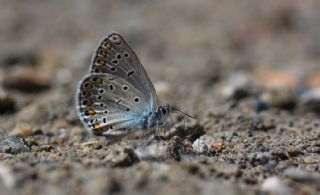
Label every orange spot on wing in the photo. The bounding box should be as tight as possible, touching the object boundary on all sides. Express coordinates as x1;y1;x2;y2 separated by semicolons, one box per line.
95;77;103;84
86;108;96;117
93;123;100;129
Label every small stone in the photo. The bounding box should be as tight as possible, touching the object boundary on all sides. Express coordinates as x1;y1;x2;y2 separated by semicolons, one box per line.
3;68;51;93
249;97;269;112
105;147;139;167
260;88;296;110
220;71;255;100
55;68;72;86
211;141;224;151
287;146;303;157
0;136;30;154
0;90;15;115
303;156;317;164
261;177;293;195
192;135;214;154
254;69;297;89
9;122;33;137
301;88;320;112
0;46;39;67
135;142;168;160
284;167;320;184
0;163;16;188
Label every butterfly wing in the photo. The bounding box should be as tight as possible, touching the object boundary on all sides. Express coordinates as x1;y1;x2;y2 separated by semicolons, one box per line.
76;73;152;137
90;32;158;111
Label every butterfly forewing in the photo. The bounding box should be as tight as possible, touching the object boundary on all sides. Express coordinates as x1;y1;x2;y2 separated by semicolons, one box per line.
76;73;151;136
89;33;158;111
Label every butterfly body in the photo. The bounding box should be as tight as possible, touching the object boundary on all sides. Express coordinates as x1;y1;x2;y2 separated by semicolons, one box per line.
76;32;171;140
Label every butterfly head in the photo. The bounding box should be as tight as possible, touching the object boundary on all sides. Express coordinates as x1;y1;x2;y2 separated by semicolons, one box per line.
158;105;171;124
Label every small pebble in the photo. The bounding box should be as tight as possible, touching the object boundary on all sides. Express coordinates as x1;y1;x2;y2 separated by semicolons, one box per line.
0;90;15;115
284;167;320;184
3;68;51;93
0;47;39;67
192;135;214;154
0;163;16;188
0;136;30;154
9;122;33;137
301;88;320;112
135;142;168;160
221;71;255;100
105;147;139;167
260;88;296;110
261;177;293;195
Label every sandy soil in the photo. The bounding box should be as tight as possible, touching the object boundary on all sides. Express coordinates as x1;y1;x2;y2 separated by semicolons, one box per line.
0;1;319;195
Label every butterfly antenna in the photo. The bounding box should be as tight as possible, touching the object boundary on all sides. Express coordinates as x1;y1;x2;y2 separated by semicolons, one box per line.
171;107;197;119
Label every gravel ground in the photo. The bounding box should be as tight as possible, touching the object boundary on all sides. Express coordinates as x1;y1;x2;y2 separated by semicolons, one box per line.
0;1;320;195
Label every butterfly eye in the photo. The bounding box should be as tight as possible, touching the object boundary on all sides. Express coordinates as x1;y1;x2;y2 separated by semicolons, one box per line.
161;108;166;115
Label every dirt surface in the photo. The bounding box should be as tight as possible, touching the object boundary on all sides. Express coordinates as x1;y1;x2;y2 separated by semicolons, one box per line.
0;1;320;195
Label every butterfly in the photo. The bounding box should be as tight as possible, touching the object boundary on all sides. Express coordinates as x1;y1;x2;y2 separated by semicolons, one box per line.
76;32;172;143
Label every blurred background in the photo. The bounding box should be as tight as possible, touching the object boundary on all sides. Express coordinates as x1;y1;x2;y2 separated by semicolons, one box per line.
1;0;320;114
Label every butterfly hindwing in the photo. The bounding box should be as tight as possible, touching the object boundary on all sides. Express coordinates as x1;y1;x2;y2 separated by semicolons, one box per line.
76;73;152;136
89;32;158;111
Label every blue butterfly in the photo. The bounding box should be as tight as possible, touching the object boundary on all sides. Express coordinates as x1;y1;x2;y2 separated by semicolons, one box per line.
76;32;172;143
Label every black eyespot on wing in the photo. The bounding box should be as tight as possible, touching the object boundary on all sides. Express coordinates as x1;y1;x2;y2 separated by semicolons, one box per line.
126;108;130;111
110;125;113;130
97;95;102;100
127;70;134;77
99;89;105;94
100;103;105;107
116;54;122;59
108;84;114;91
104;110;108;114
124;53;129;58
112;60;118;64
110;66;116;71
122;85;128;91
103;118;107;123
134;97;140;103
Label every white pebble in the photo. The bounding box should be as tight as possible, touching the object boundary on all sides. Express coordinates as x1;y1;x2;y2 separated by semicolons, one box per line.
261;177;293;195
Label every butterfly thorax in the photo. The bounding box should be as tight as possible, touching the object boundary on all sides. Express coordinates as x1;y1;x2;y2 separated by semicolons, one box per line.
145;105;171;129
